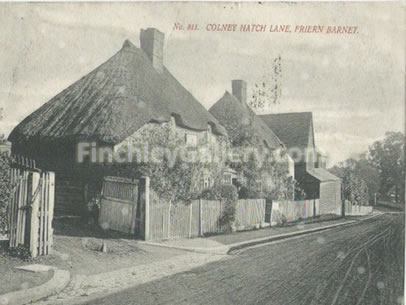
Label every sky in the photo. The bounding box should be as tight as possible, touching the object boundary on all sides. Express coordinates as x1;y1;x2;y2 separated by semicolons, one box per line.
0;2;404;166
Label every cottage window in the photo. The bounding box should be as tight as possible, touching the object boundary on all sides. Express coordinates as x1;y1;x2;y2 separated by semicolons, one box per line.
185;133;197;146
201;177;211;189
223;174;232;185
206;125;212;144
257;180;263;192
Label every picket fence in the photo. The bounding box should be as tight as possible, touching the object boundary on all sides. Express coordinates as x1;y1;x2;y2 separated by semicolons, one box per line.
7;158;55;257
98;176;266;241
148;190;266;240
271;199;319;225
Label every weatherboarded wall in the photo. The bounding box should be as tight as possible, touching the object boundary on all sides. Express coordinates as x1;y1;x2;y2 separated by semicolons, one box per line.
319;181;341;215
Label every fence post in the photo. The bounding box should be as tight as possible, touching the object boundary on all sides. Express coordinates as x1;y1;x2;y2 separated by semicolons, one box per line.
341;199;345;217
167;199;172;239
199;198;203;236
30;172;40;258
188;203;193;238
144;177;150;241
313;199;316;217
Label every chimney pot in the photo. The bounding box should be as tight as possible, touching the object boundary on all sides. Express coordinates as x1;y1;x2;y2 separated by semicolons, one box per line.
232;80;247;104
140;28;164;73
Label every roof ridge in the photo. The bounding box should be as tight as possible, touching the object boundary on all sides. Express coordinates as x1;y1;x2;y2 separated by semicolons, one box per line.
260;111;313;116
210;90;284;149
122;39;136;49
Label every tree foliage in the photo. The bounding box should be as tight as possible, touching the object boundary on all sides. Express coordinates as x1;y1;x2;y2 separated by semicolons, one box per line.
248;56;282;110
114;123;225;204
356;155;380;202
223;111;302;201
367;131;405;203
0;108;4;144
329;158;372;205
0;107;10;228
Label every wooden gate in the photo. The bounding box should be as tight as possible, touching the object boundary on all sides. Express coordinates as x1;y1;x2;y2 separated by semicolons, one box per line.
99;176;139;234
8;157;55;257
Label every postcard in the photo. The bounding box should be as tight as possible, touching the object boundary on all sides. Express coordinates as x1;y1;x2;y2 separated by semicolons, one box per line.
0;2;404;305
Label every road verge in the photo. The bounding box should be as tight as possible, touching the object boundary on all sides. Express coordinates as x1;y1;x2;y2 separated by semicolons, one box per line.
142;213;382;255
0;267;70;305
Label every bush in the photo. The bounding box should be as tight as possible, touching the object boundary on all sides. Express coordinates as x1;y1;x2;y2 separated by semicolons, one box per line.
219;199;237;231
200;187;220;200
218;185;238;231
218;184;238;202
238;186;261;199
199;184;238;232
200;184;238;201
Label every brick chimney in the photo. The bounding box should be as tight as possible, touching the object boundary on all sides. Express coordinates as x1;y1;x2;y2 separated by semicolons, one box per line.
232;80;247;104
140;28;164;73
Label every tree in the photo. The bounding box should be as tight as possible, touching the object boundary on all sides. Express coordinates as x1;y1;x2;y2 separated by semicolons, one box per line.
248;56;282;110
225;58;304;200
0;108;5;143
0;107;10;229
368;131;405;203
356;155;380;203
329;158;370;205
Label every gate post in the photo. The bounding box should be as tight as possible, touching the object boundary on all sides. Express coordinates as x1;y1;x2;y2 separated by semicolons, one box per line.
29;172;41;258
144;177;150;241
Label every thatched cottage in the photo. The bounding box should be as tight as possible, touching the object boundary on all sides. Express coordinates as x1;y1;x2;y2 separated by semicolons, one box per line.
9;28;226;215
209;80;295;193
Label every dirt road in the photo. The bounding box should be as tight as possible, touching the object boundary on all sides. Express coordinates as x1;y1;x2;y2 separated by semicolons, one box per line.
88;213;404;305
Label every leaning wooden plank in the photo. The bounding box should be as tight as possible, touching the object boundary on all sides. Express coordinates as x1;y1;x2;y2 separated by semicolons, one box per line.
45;173;51;254
130;184;138;235
16;175;24;246
8;179;14;247
39;174;45;256
47;172;55;252
43;173;50;254
12;178;19;247
8;180;16;248
20;171;28;245
14;177;21;246
30;172;40;258
19;172;27;245
43;173;48;255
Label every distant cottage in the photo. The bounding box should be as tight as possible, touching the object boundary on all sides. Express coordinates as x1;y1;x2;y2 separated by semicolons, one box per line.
209;80;295;193
260;112;342;214
9;28;226;215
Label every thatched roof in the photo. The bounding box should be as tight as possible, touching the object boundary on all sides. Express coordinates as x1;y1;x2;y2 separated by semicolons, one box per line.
259;112;314;148
209;92;284;150
9;40;226;146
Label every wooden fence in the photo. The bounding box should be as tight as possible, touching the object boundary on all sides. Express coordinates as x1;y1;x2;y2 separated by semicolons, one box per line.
148;190;266;240
344;201;373;216
99;176;139;234
271;199;319;225
7;158;55;257
235;199;266;228
97;176;268;241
